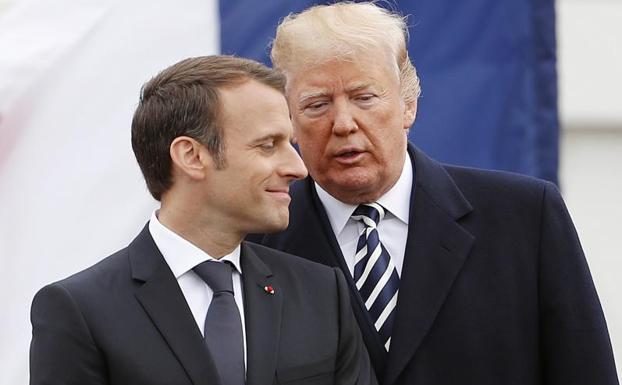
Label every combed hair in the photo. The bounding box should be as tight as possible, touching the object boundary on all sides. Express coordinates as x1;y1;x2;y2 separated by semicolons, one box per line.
131;55;286;200
271;1;421;104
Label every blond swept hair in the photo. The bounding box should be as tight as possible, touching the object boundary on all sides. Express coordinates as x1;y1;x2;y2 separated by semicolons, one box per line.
271;1;421;104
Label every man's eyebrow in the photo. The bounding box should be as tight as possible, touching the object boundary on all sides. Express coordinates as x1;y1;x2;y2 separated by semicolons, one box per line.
297;91;330;105
345;82;375;93
248;133;288;145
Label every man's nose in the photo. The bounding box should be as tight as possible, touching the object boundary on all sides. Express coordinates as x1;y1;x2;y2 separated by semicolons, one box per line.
281;143;308;181
332;100;358;136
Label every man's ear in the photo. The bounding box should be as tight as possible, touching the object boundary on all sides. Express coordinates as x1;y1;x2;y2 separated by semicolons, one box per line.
169;136;211;180
403;99;417;130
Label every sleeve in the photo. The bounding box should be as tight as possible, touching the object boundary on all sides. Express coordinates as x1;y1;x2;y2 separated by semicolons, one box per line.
30;283;109;385
538;182;619;384
333;268;379;385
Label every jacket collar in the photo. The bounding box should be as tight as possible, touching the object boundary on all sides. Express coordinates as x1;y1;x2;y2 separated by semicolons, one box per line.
382;144;474;385
239;242;283;385
129;224;221;385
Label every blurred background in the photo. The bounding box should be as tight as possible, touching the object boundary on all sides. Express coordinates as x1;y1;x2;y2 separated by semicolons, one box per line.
0;0;620;383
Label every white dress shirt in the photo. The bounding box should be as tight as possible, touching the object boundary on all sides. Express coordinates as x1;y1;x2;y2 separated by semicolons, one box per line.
315;155;413;277
148;211;247;367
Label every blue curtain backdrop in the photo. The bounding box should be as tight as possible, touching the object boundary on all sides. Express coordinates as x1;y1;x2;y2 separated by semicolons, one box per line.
220;0;559;184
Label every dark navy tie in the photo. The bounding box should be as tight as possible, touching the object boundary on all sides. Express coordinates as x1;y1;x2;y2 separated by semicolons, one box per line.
352;203;400;351
193;261;245;385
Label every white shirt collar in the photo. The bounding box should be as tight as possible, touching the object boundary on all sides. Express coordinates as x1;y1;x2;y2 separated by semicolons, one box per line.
148;210;242;278
315;154;412;236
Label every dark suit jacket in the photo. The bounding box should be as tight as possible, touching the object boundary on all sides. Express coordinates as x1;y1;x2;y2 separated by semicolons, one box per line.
252;144;619;385
30;225;376;385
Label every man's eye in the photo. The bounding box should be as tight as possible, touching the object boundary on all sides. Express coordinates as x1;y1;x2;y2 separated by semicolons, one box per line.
356;94;376;102
259;141;276;151
307;101;328;110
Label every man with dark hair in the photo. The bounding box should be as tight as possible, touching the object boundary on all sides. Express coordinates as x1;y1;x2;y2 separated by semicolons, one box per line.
252;3;619;385
30;55;376;385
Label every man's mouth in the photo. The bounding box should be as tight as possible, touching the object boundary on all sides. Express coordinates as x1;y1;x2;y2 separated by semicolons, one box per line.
266;188;291;201
334;148;365;163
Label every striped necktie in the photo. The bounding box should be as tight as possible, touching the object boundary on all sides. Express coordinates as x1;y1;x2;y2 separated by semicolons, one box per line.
352;203;400;351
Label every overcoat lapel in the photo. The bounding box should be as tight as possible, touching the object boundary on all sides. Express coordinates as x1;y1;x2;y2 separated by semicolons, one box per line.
382;146;475;385
241;243;283;385
282;178;389;376
129;225;220;385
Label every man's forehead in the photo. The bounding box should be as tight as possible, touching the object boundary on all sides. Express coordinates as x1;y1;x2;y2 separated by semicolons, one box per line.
286;59;398;96
286;45;397;75
217;80;291;139
295;81;379;98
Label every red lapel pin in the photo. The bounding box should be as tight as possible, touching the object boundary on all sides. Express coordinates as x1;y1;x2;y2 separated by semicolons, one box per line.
263;285;275;295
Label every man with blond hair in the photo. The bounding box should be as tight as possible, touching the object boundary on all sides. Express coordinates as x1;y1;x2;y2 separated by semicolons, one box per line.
30;55;376;385
252;3;618;384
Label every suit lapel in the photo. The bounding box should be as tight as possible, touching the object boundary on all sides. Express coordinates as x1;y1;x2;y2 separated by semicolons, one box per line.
382;146;475;385
129;225;220;385
240;243;283;385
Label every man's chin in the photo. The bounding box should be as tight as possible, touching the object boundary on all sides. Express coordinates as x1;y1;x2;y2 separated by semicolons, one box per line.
253;215;290;234
318;176;383;204
320;168;377;190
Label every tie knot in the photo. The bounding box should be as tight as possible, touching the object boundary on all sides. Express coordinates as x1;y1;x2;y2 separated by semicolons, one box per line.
193;261;234;294
352;203;386;228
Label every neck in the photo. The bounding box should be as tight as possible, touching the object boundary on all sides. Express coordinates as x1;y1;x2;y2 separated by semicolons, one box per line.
158;199;243;259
